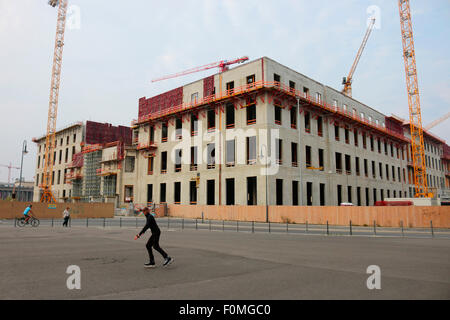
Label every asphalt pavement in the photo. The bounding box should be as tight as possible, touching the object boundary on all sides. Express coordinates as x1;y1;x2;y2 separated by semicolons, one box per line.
0;221;449;299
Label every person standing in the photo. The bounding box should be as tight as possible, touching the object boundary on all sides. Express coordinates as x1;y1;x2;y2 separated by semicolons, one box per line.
128;201;135;216
62;207;70;227
134;207;173;268
151;202;156;215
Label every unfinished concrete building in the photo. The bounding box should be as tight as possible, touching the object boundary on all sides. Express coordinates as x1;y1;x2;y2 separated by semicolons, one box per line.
33;121;132;204
33;57;449;207
401;122;449;200
33;122;84;202
442;144;450;204
127;57;449;207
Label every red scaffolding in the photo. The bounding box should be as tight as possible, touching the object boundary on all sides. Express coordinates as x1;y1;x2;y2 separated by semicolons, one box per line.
133;81;409;143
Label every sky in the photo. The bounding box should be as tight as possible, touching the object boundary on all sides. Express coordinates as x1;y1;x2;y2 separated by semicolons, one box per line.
0;0;449;183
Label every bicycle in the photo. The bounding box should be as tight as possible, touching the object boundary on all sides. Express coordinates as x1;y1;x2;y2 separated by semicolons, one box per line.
16;215;40;227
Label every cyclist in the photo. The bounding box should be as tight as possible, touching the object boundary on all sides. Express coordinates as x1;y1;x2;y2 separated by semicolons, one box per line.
23;204;33;224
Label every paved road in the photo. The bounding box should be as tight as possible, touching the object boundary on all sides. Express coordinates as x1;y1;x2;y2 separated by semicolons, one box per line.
0;224;449;299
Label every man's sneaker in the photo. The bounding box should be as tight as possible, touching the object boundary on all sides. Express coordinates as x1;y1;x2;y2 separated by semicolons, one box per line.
144;262;156;268
163;257;173;267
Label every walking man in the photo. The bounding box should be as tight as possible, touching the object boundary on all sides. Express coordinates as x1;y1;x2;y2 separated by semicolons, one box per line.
134;207;173;268
62;207;70;227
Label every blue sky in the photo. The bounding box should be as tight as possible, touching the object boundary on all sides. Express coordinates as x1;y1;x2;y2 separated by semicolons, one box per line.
0;0;449;183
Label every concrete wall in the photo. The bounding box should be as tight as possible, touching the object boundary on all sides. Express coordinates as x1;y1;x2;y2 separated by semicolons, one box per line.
264;57;409;206
33;124;84;202
264;56;387;126
167;204;450;228
0;200;114;219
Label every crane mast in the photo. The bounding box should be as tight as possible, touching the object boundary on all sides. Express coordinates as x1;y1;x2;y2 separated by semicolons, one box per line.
398;0;430;198
342;17;376;97
41;0;68;203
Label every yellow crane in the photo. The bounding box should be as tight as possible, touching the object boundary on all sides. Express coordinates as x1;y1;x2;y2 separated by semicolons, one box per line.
398;0;431;198
342;17;376;97
424;112;450;131
40;0;69;202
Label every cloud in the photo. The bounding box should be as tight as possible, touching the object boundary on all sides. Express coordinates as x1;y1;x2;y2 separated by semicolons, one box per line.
222;0;241;27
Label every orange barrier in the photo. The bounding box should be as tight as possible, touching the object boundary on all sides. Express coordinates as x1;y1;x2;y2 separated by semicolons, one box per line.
0;200;114;219
167;204;450;228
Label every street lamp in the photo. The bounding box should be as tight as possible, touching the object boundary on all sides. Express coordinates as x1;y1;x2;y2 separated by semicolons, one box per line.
18;140;28;201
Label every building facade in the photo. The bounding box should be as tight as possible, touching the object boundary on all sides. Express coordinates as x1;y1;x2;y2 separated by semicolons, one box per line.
394;118;449;200
32;122;84;202
33;121;131;204
128;57;438;206
0;181;34;202
33;58;449;207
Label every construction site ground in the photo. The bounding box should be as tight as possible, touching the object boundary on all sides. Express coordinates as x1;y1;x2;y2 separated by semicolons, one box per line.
0;218;449;299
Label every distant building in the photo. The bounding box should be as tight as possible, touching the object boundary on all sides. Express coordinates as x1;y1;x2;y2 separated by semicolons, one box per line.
440;144;450;204
32;121;131;204
398;120;448;199
0;180;34;202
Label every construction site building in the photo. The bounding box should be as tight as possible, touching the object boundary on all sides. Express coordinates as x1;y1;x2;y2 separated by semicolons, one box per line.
401;123;449;200
31;57;450;207
442;144;450;204
33;121;132;205
127;57;449;207
33;122;84;202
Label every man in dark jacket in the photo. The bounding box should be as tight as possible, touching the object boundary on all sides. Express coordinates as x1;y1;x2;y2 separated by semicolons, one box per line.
135;207;173;268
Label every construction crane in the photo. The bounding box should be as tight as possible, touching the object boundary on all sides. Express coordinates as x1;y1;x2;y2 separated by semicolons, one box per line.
424;112;450;131
151;56;249;83
342;17;376;97
398;0;431;198
41;0;69;203
0;163;20;184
